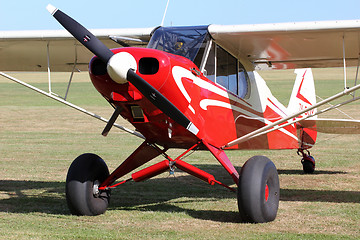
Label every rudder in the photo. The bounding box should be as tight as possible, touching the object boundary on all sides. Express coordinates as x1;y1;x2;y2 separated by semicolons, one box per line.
287;68;317;149
287;68;316;117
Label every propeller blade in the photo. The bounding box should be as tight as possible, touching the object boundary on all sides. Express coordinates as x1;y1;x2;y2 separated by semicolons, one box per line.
126;70;199;135
47;5;199;136
46;4;114;63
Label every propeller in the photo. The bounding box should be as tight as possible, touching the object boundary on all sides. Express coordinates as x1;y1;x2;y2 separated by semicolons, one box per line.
46;4;113;63
46;4;199;136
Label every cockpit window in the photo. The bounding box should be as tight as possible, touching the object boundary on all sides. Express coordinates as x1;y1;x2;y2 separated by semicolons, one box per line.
148;26;250;98
147;26;209;64
216;46;238;94
202;43;250;98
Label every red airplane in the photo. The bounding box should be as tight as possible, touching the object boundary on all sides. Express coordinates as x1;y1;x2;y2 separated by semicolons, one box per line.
1;5;360;223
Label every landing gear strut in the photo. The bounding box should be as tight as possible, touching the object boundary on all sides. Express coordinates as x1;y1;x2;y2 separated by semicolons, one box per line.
298;149;315;174
65;145;281;223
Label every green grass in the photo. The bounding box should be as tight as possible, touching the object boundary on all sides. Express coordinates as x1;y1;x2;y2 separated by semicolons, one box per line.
0;70;359;239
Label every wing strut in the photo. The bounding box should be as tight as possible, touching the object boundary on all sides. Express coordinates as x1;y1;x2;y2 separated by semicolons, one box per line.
0;72;145;139
352;53;360;98
47;42;52;94
46;41;79;101
64;44;78;101
343;35;347;89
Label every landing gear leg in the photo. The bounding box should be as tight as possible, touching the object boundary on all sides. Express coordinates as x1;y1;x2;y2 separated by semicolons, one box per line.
298;149;315;174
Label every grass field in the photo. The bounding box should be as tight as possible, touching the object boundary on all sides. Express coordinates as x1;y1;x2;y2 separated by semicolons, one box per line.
0;69;359;239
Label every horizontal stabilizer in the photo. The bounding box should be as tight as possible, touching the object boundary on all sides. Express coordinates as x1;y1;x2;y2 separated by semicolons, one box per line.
299;118;360;134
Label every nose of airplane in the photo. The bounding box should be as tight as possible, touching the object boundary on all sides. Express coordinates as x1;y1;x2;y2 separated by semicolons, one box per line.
107;52;138;84
48;4;199;136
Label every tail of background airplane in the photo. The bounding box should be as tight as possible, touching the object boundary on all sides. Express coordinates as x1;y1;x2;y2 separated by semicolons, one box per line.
287;68;317;149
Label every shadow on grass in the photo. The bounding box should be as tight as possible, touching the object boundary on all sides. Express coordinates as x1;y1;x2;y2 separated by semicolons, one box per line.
280;188;360;203
0;180;68;215
278;169;346;175
0;164;358;222
0;177;240;223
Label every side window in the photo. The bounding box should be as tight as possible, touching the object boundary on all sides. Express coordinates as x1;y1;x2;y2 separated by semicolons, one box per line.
202;43;250;98
216;46;238;94
238;62;250;98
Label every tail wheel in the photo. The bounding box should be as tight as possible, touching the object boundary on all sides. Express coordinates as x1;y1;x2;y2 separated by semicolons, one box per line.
298;149;315;174
301;156;315;174
237;155;280;223
66;153;110;216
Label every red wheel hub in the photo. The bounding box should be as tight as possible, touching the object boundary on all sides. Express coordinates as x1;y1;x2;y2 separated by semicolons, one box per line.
265;184;269;202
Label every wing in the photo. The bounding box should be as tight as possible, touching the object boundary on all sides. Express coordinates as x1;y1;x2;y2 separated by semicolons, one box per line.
208;20;360;70
0;28;154;71
299;118;360;134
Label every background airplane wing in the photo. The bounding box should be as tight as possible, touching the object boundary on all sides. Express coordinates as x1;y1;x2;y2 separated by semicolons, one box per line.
0;28;153;71
209;20;360;70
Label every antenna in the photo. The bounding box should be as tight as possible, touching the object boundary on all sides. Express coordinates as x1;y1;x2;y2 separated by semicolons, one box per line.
161;0;170;26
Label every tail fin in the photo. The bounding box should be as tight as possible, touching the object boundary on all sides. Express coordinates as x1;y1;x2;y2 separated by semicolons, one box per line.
287;68;316;117
288;68;317;149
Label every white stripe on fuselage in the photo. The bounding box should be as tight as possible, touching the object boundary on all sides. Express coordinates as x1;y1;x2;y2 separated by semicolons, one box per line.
172;66;298;141
200;99;298;141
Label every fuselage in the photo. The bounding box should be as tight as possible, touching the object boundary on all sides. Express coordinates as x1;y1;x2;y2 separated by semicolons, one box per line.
88;26;316;150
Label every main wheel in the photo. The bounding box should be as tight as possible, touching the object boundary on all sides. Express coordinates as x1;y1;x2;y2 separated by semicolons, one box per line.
66;153;110;216
237;155;280;223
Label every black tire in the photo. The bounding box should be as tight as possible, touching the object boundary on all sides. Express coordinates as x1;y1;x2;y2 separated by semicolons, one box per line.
66;153;110;216
302;159;315;174
237;155;280;223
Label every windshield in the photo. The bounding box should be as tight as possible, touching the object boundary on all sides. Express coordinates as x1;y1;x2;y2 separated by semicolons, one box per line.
147;26;209;63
